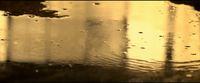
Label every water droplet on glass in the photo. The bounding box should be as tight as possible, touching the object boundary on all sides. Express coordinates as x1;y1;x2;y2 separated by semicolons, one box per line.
191;53;197;55
185;46;191;48
139;32;143;34
159;35;164;37
94;2;100;5
1;39;5;41
185;46;191;49
140;47;145;49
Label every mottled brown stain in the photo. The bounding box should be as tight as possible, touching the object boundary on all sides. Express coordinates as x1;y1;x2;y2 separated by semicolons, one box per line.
0;1;65;18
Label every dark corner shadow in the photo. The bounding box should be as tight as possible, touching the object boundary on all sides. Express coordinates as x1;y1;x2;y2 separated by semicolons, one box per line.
170;0;200;11
0;1;66;18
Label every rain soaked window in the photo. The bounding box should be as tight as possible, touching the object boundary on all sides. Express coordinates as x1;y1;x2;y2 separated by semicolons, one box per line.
0;1;200;82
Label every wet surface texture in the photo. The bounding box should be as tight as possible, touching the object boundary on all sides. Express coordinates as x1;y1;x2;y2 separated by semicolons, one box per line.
0;1;200;82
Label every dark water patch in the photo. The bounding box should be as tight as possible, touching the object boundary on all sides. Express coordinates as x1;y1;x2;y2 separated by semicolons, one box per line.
0;62;136;82
0;1;65;18
164;32;174;77
2;61;200;82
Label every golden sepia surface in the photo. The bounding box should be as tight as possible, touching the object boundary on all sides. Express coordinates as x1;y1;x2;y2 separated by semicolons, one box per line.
0;1;200;71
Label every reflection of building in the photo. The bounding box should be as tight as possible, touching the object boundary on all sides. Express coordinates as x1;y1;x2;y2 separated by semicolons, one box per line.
0;1;200;70
0;11;8;62
127;1;169;62
126;1;200;71
0;2;128;67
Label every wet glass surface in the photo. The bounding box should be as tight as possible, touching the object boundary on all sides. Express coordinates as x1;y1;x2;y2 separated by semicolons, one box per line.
0;1;200;82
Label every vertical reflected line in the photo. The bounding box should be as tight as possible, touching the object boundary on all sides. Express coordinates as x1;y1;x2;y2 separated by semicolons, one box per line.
44;2;52;63
0;13;7;62
164;4;177;77
44;1;58;63
6;16;11;62
44;18;51;63
165;32;174;77
83;2;91;65
120;1;129;68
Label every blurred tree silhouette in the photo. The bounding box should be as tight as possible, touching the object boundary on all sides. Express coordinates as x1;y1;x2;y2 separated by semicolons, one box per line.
170;0;200;11
0;1;63;18
1;1;200;17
